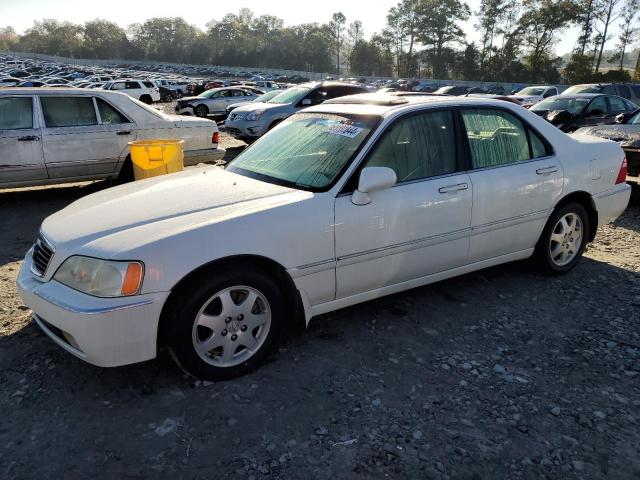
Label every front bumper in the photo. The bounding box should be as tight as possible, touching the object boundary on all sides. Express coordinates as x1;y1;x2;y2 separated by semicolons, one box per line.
175;104;194;115
17;251;170;367
593;183;632;226
223;118;266;139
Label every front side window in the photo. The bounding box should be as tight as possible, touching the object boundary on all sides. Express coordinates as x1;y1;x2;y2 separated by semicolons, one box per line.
364;111;457;182
461;109;530;168
41;97;97;128
125;81;140;90
587;96;607;114
96;98;129;124
0;97;33;129
142;81;154;88
531;97;590;114
111;82;125;90
617;85;631;99
227;113;380;190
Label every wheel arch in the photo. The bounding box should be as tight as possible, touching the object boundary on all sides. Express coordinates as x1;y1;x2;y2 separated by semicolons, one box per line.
551;190;598;241
157;254;305;350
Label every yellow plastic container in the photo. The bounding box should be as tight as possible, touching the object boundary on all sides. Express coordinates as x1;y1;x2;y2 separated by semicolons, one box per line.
128;139;185;180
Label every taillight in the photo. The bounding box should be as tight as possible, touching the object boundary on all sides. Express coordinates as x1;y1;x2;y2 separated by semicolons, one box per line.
615;157;628;184
212;131;220;144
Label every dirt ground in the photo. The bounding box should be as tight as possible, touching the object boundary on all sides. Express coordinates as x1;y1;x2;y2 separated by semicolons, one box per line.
1;152;639;479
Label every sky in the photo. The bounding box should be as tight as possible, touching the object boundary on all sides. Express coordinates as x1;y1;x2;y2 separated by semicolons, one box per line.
0;0;595;56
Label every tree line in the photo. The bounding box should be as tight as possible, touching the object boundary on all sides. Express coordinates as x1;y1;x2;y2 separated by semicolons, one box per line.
0;0;638;84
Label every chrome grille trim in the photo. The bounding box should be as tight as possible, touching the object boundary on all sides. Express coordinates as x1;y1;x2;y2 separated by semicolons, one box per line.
30;234;55;277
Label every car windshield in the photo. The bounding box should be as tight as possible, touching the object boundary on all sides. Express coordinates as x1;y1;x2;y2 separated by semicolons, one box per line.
199;89;222;98
255;89;285;102
226;112;380;191
517;87;545;95
531;97;590;114
129;97;168;119
266;87;310;104
563;85;600;94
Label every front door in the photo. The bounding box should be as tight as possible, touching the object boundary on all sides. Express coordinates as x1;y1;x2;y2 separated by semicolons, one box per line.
335;110;473;298
0;95;46;185
40;95;131;179
459;108;564;262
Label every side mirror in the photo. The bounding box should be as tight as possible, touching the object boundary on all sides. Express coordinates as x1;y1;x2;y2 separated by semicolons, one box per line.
351;167;397;206
615;113;627;124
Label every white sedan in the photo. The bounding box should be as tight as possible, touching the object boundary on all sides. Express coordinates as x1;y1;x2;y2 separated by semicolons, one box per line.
0;88;224;189
18;94;631;380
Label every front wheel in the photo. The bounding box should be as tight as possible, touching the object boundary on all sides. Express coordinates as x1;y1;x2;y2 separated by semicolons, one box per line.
534;202;590;275
194;104;209;117
166;269;285;380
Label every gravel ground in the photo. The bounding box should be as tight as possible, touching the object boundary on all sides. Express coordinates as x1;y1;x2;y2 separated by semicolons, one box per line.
0;159;639;478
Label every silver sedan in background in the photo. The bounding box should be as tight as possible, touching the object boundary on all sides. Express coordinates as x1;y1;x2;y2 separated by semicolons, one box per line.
175;87;262;117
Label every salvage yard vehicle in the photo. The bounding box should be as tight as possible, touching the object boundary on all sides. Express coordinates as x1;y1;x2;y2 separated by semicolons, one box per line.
0;88;224;189
575;108;640;176
100;79;160;104
530;93;638;132
224;81;368;142
175;87;261;117
17;94;631;380
508;85;558;106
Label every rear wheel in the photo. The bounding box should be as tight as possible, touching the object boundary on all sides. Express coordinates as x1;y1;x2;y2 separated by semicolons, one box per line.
534;202;589;275
194;104;209;118
163;92;174;102
166;269;285;380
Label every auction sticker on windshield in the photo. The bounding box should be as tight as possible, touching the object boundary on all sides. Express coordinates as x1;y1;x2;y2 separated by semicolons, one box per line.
326;123;365;139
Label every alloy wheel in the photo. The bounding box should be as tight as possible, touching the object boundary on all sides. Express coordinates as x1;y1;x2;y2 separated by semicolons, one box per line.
549;212;583;267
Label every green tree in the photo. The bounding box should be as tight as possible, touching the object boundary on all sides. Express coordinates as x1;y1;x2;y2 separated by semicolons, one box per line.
328;12;347;74
83;20;129;59
0;27;18;52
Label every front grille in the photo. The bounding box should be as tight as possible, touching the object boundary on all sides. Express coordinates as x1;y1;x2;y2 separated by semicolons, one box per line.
225;127;241;136
31;235;55;277
229;113;244;121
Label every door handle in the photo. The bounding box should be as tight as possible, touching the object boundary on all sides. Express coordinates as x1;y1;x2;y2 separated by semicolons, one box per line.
117;131;132;136
536;166;558;175
438;183;468;194
18;135;40;142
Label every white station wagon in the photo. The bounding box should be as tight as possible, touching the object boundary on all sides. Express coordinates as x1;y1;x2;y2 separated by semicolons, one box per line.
0;88;224;189
18;94;631;380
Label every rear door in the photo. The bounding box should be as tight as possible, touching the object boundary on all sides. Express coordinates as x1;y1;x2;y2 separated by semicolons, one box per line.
460;108;563;262
40;95;130;179
0;95;46;185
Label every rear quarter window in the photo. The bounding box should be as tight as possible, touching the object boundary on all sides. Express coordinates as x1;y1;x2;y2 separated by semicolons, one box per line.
0;97;33;129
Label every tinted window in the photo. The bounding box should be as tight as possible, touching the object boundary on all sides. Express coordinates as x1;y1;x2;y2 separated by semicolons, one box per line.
632;86;640;97
142;81;154;88
365;111;457;182
41;97;97;127
608;96;628;112
617;86;631;99
232;90;247;97
125;81;140;89
96;98;129;124
0;97;33;129
587;96;607;114
603;86;617;95
461;109;530;168
529;129;549;158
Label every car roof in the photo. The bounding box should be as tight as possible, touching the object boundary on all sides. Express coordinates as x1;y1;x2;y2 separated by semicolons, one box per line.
0;87;118;96
307;93;532;117
550;93;602;98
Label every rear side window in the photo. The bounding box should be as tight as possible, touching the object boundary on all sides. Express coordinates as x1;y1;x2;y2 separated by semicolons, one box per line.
617;86;631;99
0;97;33;129
41;97;97;127
365;111;457;182
603;85;617;95
142;81;154;88
632;86;640;97
125;81;140;89
609;96;628;112
96;98;129;124
461;109;531;168
111;82;125;90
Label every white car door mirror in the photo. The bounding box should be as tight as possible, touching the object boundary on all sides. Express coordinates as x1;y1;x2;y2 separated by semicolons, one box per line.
351;167;397;206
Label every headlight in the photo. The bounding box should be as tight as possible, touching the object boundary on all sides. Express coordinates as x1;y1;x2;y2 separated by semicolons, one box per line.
246;109;266;121
53;256;144;298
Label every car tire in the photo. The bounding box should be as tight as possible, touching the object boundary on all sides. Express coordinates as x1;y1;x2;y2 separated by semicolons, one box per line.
163;92;174;102
534;202;590;275
194;104;209;117
140;94;153;104
166;268;286;380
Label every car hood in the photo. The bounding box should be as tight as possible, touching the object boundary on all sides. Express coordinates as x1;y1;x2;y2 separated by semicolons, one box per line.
574;124;640;147
509;95;542;103
41;166;308;257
